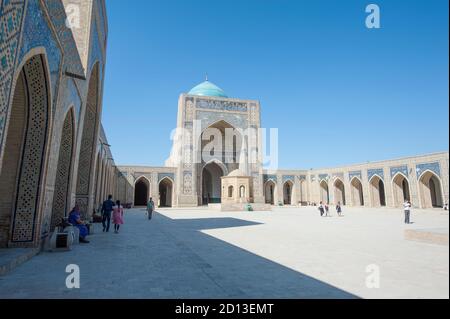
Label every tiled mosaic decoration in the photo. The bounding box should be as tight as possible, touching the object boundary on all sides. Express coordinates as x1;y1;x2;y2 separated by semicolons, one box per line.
0;0;25;151
51;110;74;230
390;165;408;178
349;171;362;181
11;55;49;243
368;168;384;181
416;162;441;179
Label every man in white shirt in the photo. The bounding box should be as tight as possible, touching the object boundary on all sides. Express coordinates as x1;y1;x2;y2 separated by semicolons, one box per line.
403;200;411;224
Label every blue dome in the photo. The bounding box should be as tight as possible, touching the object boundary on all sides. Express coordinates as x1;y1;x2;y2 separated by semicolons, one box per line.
188;80;228;98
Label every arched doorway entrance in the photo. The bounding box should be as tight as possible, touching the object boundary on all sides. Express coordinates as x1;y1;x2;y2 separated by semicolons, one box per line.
202;161;225;204
0;55;50;247
369;175;386;207
351;177;364;206
134;177;149;206
392;173;410;207
418;171;443;208
320;180;329;204
264;180;276;205
333;178;346;205
51;110;75;231
283;181;293;205
75;63;100;218
159;178;173;207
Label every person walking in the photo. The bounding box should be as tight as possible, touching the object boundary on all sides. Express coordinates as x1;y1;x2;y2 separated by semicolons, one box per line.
147;197;155;220
403;200;412;224
336;202;343;217
101;194;115;232
318;202;325;217
113;200;124;233
325;204;330;217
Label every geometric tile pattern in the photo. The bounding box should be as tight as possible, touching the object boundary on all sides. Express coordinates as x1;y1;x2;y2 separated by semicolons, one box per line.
416;162;440;179
51;110;74;231
158;173;175;183
349;171;362;181
282;175;295;183
76;67;98;196
11;55;48;243
390;165;408;178
183;172;193;195
19;0;62;111
368;168;384;181
0;0;26;151
263;174;277;183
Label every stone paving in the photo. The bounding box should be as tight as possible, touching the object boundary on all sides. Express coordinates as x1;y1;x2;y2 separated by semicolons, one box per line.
0;206;448;299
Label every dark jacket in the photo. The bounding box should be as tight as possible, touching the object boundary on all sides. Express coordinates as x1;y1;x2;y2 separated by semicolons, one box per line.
102;199;115;215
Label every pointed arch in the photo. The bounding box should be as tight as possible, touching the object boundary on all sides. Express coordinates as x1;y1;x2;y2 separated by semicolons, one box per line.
333;178;346;205
283;180;294;205
200;120;242;169
264;179;277;205
369;174;386;207
392;172;410;207
0;54;52;247
134;176;150;206
350;177;364;206
159;177;173;207
418;170;444;208
319;180;330;204
201;160;226;205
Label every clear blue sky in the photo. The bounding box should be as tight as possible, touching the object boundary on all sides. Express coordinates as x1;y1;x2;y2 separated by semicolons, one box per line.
102;0;449;169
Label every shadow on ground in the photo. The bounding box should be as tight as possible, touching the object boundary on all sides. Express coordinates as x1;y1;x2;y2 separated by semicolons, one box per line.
151;212;358;299
0;210;359;299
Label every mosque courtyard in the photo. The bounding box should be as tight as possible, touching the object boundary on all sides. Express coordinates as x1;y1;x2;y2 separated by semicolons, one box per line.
0;206;448;299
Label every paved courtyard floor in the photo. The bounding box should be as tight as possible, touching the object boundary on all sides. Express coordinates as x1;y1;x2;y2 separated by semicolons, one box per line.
0;206;448;299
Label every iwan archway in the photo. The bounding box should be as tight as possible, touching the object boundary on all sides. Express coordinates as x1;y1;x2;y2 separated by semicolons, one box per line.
418;170;443;208
264;180;276;205
283;180;294;205
369;175;386;207
319;180;329;204
0;55;51;247
333;178;346;205
350;177;364;206
134;177;150;206
392;173;410;207
201;161;226;205
159;177;173;207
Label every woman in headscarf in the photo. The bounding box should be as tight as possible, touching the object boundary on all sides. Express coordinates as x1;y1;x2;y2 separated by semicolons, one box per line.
68;205;90;243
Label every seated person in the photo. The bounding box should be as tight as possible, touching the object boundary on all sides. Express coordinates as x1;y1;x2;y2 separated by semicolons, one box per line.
68;205;90;244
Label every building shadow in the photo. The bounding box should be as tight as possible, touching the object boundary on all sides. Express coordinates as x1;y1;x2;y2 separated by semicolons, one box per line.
153;212;359;299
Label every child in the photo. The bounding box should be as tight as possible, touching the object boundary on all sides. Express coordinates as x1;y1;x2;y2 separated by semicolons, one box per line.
113;200;124;233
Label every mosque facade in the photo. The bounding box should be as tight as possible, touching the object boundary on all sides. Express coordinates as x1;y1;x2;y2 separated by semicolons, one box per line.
119;81;449;211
